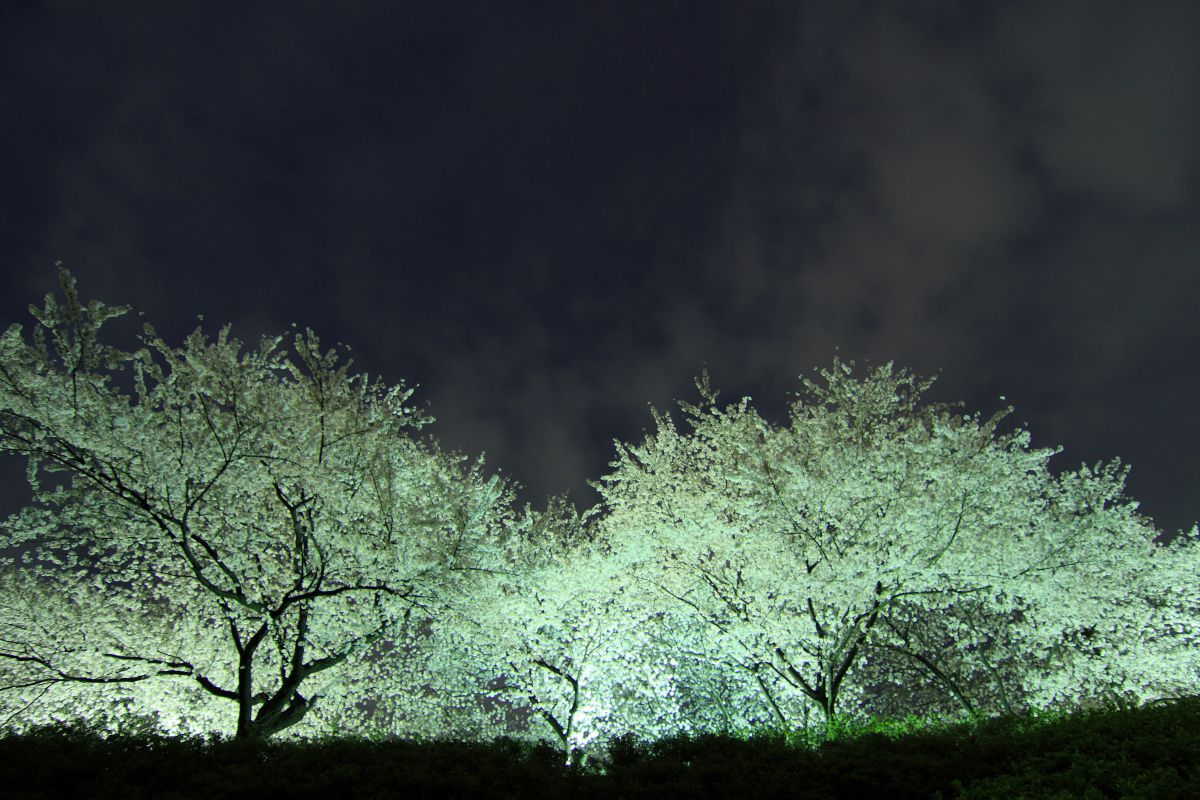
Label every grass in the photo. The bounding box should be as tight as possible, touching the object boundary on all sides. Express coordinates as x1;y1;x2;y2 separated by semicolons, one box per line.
0;696;1196;799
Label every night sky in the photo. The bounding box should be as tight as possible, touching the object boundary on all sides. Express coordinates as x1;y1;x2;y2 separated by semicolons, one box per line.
1;1;1197;539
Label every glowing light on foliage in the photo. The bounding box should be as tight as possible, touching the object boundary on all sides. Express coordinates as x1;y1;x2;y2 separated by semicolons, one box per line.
0;270;1195;762
0;268;517;739
448;498;690;762
594;362;1200;733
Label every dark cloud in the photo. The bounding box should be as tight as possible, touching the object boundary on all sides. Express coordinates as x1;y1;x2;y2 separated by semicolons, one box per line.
1;1;1197;536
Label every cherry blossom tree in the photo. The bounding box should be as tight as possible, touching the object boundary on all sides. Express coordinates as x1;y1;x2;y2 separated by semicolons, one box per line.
4;272;1191;746
431;494;822;762
0;563;229;736
423;496;685;764
595;360;1198;734
0;268;517;739
986;462;1200;714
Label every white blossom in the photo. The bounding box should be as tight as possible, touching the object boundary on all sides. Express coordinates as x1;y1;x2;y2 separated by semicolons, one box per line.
594;360;1198;733
0;269;517;740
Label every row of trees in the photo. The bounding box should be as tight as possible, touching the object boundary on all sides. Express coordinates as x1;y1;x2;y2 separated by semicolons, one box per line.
1;270;1197;762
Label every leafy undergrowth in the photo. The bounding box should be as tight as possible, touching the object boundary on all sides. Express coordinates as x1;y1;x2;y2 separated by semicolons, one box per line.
1;696;1197;799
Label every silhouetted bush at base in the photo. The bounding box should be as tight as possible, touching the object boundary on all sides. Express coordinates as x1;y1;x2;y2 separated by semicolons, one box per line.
1;696;1197;799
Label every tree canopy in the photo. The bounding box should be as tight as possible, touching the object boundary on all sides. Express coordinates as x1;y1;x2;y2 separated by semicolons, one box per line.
594;362;1199;730
0;270;1195;756
0;268;516;738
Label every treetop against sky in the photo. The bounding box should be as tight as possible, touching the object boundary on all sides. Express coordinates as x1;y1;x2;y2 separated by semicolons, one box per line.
0;270;1196;752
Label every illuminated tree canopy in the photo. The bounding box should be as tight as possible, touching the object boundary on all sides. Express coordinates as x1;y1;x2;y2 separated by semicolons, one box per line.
0;268;516;739
595;362;1200;731
0;270;1195;755
452;497;699;762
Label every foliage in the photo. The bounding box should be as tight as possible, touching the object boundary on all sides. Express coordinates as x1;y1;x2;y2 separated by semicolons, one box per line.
594;360;1199;733
0;268;517;739
419;496;674;763
0;269;1195;756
